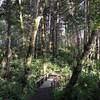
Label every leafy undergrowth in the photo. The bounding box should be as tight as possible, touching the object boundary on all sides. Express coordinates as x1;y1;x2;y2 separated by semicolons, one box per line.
72;73;100;100
53;69;100;100
53;50;100;100
0;59;43;100
0;56;72;100
0;48;100;100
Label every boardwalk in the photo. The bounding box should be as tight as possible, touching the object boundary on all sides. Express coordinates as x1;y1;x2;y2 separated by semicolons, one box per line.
31;74;60;100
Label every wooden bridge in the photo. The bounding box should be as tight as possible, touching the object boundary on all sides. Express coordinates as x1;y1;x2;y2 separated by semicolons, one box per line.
31;73;60;100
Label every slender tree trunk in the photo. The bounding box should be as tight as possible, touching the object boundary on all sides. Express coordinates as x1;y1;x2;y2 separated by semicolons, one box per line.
84;0;90;51
1;1;12;99
41;16;46;56
18;0;26;47
1;0;12;80
96;31;100;60
50;12;55;58
49;0;57;59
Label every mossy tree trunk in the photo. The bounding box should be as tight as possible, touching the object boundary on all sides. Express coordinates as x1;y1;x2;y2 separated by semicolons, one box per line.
62;30;97;100
21;0;46;91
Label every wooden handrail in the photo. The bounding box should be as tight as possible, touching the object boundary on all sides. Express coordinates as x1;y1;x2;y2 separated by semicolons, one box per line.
35;73;50;88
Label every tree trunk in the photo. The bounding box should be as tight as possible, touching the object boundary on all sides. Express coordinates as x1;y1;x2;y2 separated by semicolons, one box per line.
18;0;26;47
96;31;100;60
25;16;42;66
1;0;12;80
62;31;97;100
49;0;57;59
21;0;46;92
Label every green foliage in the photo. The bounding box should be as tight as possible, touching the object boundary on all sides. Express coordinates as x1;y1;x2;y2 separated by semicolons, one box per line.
54;89;64;100
72;73;100;100
0;79;22;100
0;59;43;100
0;19;5;33
52;49;76;69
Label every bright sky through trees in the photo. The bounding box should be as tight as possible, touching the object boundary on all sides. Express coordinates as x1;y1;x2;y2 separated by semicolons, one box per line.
0;0;4;6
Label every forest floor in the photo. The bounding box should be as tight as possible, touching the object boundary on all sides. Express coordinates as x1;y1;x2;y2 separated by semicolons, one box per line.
31;75;58;100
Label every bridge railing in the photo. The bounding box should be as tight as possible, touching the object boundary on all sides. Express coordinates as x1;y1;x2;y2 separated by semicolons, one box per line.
35;73;50;88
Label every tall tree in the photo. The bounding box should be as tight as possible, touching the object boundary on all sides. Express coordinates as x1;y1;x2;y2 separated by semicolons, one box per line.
20;0;47;91
1;0;12;79
25;0;46;67
18;0;26;47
